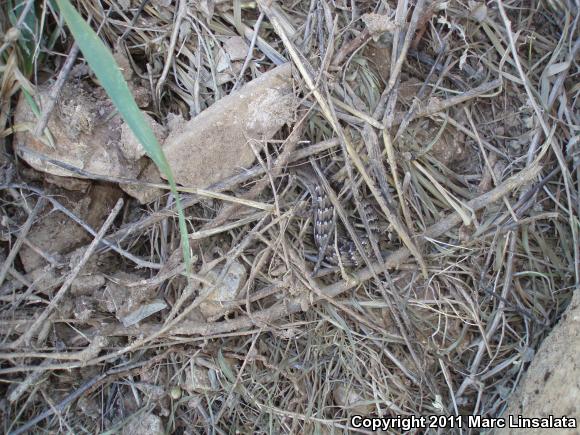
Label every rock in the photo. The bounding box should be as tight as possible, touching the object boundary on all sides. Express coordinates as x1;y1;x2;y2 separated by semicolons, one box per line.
161;63;295;188
224;36;249;61
13;81;166;203
180;365;214;394
497;291;580;435
18;184;122;272
119;112;168;204
199;260;247;318
119;160;165;204
120;114;167;161
362;12;397;36
333;385;373;415
44;173;91;191
14;82;138;180
98;272;160;325
121;412;164;435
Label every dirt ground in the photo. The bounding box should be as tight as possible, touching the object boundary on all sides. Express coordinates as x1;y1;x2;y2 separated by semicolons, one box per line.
0;1;578;434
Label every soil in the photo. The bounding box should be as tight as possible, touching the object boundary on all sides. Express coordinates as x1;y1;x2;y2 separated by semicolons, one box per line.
0;1;577;434
497;290;580;435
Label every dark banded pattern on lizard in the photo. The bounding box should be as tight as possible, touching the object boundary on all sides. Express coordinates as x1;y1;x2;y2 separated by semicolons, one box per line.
294;167;376;271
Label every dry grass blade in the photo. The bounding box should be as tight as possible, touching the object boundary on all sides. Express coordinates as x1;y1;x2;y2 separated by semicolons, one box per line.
1;0;578;433
258;0;429;277
54;0;192;273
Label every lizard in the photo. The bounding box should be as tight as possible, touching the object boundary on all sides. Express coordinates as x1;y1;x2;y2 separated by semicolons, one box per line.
293;165;380;273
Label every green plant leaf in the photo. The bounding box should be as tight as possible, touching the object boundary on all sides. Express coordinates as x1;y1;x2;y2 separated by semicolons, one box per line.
8;0;38;75
54;0;191;275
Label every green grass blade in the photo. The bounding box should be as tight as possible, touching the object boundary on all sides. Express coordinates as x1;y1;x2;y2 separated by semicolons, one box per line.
54;0;191;275
8;0;38;75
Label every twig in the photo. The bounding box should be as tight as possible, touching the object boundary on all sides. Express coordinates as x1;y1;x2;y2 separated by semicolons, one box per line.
108;137;339;242
33;43;80;137
12;198;124;347
232;11;265;91
394;78;503;125
384;0;426;109
452;5;579;402
92;158;543;343
8;352;168;435
0;198;44;288
0;0;35;57
3;183;161;269
200;117;306;230
257;0;429;277
155;0;187;111
119;0;151;42
14;147;274;211
331;28;370;67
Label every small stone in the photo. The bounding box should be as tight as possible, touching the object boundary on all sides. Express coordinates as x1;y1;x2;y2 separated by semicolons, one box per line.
181;365;213;393
224;36;249;61
170;386;182;400
469;2;488;23
199;260;247;318
333;385;373;415
362;13;397;36
122;412;163;435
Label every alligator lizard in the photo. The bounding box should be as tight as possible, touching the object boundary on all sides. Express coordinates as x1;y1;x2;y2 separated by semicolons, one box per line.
294;166;376;272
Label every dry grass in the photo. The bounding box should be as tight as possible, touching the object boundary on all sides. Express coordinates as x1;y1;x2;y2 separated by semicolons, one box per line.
0;0;578;433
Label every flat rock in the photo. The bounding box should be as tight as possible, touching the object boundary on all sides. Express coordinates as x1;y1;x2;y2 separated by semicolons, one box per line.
19;184;122;272
14;81;165;204
497;291;580;435
224;36;250;61
161;63;295;188
199;260;247;318
119;159;165;204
